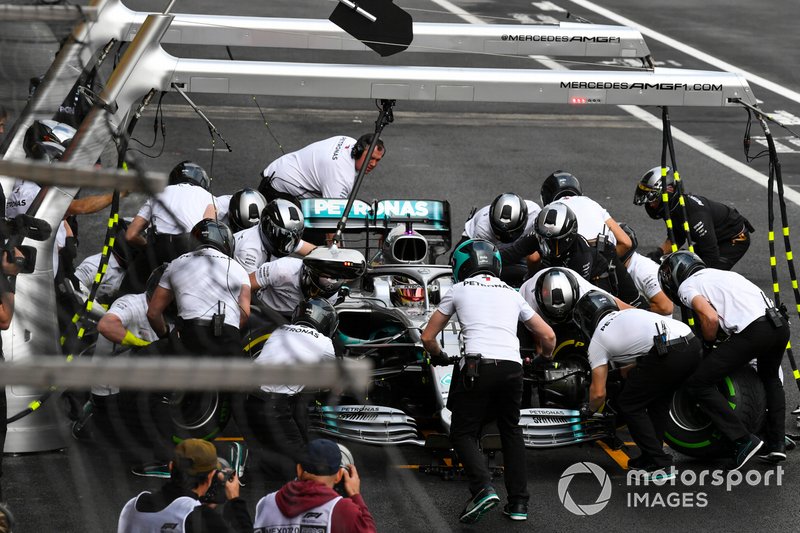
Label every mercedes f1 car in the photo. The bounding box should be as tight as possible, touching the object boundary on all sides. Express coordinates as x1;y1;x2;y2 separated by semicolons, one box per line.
252;196;766;460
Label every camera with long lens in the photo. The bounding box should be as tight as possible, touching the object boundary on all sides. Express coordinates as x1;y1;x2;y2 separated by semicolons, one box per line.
200;457;235;505
334;443;354;496
0;214;53;274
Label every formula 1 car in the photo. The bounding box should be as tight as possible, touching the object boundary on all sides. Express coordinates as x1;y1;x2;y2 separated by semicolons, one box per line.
271;197;766;460
256;197;621;451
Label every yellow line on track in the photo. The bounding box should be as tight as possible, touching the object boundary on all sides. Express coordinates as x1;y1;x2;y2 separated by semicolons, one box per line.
596;440;631;470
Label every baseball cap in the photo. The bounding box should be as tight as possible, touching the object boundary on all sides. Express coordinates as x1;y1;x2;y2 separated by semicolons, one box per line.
173;439;220;475
300;439;342;476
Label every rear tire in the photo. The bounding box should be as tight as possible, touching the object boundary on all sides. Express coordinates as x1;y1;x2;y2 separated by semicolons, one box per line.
665;366;766;458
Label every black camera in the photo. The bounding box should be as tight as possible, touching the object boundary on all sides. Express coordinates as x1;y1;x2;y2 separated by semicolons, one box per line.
334;443;354;496
0;214;52;274
200;458;235;505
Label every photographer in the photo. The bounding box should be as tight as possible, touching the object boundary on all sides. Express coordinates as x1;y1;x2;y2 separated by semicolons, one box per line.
253;438;376;533
117;438;252;533
0;186;35;500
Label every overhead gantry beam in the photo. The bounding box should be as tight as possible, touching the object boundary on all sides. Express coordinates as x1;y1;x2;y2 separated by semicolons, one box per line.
168;58;755;107
138;16;652;59
50;0;650;59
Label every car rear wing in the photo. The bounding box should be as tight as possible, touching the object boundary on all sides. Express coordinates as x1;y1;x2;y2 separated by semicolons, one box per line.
301;198;452;258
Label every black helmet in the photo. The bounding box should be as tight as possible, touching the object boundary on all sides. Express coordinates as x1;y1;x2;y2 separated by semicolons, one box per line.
27;141;66;162
489;193;529;243
450;239;501;283
540;170;582;206
534;267;581;323
300;264;344;299
534;203;579;260
169;161;211;191
228;188;267;233
381;224;428;264
633;166;676;220
259;199;305;257
23;119;75;159
618;222;638;264
573;290;619;339
191;218;235;257
291;298;339;338
145;263;169;301
657;251;706;302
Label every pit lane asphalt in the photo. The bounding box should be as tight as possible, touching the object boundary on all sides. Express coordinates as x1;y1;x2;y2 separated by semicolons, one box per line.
3;0;800;531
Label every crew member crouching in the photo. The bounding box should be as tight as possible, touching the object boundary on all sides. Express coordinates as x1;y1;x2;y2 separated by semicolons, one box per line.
147;219;250;356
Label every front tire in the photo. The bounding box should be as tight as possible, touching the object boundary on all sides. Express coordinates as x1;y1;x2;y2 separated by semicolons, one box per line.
665;366;766;458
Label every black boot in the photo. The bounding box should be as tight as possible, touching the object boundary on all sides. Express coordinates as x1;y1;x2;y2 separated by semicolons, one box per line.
71;393;119;443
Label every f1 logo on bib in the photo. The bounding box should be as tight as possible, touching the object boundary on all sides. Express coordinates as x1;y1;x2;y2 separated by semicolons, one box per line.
557;462;612;516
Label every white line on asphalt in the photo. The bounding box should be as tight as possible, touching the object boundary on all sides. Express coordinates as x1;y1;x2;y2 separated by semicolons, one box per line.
620;105;800;205
533;1;568;12
427;0;484;24
568;0;800;105
426;0;800;206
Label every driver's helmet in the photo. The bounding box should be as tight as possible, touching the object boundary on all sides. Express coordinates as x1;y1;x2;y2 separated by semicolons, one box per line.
259;199;305;257
657;250;706;302
228;188;267;233
489;193;528;243
534;203;579;260
573;290;619;339
451;239;502;283
534;267;581;323
300;264;344;299
633;166;677;219
291;298;339;338
169;161;212;191
390;275;426;307
618;222;638;264
381;225;429;264
191;218;236;257
540;170;582;206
